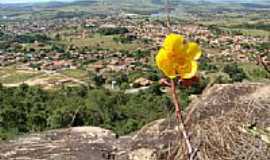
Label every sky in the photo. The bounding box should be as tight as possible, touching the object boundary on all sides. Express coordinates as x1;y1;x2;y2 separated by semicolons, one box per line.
0;0;264;4
0;0;75;3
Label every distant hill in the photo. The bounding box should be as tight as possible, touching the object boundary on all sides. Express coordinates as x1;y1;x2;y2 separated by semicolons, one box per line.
0;0;97;11
0;0;74;3
1;0;269;8
0;0;269;19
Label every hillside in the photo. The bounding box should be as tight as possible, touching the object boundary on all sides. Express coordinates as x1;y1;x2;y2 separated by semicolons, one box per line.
1;0;270;17
0;83;269;160
0;0;269;159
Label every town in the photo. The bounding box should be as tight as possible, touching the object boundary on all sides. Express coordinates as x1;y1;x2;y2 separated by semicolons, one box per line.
0;14;269;89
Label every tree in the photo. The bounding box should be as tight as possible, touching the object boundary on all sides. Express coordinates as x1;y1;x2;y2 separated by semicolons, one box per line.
93;74;106;87
0;84;175;139
97;27;129;35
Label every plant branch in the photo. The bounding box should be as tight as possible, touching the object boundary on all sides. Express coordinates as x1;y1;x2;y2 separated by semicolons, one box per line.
171;79;193;160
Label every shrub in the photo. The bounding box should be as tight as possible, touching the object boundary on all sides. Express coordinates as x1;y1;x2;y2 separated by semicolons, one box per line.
130;49;150;59
199;57;218;72
223;63;248;82
92;74;106;86
214;72;232;84
239;64;270;81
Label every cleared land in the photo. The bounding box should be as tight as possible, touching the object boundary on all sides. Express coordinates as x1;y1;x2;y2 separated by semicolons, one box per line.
0;67;88;89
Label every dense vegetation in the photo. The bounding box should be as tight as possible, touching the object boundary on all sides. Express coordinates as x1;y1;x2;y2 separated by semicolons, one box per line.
0;76;211;140
14;33;51;44
0;84;174;140
223;63;248;82
97;27;129;35
113;35;136;44
0;32;12;42
54;11;89;19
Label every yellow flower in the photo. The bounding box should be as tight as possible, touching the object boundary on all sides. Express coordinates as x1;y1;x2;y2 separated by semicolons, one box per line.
156;34;201;79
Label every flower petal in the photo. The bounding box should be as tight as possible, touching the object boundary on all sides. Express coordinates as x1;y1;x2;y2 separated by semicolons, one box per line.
163;34;184;56
156;49;177;78
156;34;201;79
177;60;198;79
155;48;167;69
187;42;202;60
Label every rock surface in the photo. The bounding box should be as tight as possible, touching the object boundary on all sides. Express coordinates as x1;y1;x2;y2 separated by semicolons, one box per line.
0;83;270;160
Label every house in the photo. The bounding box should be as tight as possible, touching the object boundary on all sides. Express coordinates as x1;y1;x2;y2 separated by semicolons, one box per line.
133;77;153;87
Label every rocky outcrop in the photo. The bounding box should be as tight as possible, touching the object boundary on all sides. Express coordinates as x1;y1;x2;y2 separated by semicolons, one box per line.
0;83;270;160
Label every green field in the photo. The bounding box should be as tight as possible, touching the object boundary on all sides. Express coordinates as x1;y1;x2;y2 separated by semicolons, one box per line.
0;67;41;84
61;69;89;80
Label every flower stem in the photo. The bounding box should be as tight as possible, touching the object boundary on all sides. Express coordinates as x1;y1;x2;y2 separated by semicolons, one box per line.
170;79;193;159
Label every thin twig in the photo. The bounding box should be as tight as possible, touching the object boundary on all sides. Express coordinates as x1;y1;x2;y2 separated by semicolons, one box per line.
171;79;193;160
165;0;172;33
69;106;81;127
